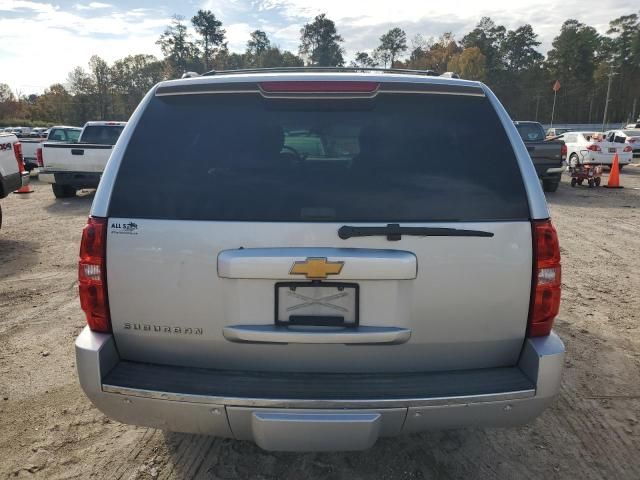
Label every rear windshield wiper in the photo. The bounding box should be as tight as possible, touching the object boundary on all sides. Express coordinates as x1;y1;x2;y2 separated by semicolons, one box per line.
338;224;494;241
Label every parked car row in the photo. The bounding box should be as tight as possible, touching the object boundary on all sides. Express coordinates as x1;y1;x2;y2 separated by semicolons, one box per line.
544;124;639;166
1;126;33;137
559;131;634;168
604;129;640;160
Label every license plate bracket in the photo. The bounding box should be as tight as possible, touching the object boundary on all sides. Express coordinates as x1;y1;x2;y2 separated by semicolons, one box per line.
275;282;359;327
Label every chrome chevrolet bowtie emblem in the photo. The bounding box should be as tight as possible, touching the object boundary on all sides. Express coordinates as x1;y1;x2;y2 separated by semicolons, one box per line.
289;257;344;279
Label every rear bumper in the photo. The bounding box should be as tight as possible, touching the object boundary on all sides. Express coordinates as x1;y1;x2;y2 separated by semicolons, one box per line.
582;155;632;165
534;162;564;179
39;170;101;188
75;327;564;451
23;157;38;170
534;160;567;179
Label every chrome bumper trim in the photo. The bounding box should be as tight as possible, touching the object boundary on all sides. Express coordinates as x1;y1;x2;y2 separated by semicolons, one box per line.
101;383;535;409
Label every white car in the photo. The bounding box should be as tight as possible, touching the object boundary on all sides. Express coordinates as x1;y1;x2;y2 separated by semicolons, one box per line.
605;129;640;161
561;131;632;168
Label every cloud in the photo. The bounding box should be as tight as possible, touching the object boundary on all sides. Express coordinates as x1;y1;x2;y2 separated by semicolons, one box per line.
75;2;112;11
0;2;170;93
224;22;254;51
239;0;635;56
0;0;56;14
1;0;636;94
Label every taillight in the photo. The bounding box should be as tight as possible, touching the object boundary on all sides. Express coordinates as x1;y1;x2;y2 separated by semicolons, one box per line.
528;220;561;337
259;81;379;93
560;143;567;159
586;144;601;152
13;142;24;170
623;146;632;152
36;147;43;167
79;217;111;332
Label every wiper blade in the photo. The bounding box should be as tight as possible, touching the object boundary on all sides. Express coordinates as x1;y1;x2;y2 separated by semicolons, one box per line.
338;224;494;241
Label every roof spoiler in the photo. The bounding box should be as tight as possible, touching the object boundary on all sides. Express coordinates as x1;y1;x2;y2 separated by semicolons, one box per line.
197;67;462;79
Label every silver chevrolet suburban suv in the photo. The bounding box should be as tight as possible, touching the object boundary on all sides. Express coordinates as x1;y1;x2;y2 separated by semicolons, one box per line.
75;68;564;452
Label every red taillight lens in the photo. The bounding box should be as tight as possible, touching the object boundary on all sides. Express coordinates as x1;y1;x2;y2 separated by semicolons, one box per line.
528;220;561;337
259;81;379;93
13;142;24;171
79;217;111;332
36;147;43;167
623;146;632;152
586;144;601;152
560;143;567;159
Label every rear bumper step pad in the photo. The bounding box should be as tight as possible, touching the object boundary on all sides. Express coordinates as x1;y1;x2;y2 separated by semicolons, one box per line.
102;360;534;407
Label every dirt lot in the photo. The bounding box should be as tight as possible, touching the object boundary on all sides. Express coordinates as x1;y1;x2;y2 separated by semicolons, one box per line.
1;172;639;480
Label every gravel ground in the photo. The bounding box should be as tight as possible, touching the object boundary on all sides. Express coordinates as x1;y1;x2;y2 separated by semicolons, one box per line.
1;171;639;479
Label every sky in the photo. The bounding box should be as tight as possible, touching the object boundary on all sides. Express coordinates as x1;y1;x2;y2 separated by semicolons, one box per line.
0;0;636;94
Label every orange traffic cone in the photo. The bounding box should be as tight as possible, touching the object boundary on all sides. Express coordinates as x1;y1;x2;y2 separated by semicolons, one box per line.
14;182;34;194
604;153;623;189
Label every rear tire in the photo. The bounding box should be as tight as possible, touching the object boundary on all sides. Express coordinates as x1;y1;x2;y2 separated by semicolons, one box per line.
543;177;561;192
569;154;580;168
570;178;577;187
52;184;75;198
595;177;601;187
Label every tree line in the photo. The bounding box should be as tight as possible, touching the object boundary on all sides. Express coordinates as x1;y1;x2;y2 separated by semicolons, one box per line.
1;11;639;127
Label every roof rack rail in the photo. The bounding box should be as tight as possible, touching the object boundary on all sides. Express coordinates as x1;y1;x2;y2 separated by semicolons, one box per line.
200;67;444;77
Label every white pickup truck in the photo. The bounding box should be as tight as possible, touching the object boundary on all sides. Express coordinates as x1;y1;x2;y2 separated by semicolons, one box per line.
0;132;30;229
39;121;126;198
20;126;82;171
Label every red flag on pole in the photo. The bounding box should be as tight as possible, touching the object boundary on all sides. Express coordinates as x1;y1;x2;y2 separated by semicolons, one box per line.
553;80;561;92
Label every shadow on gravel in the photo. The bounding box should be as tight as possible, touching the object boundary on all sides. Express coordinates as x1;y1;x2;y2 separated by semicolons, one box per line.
0;238;40;278
160;428;520;480
44;190;95;216
545;173;639;209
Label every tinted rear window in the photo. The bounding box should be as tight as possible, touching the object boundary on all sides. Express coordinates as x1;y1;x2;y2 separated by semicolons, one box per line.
515;123;545;142
109;91;529;222
67;129;81;142
81;125;124;145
